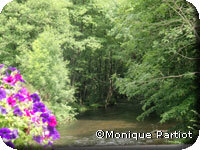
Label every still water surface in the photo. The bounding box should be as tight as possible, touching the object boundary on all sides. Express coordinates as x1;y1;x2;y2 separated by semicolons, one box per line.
54;103;176;147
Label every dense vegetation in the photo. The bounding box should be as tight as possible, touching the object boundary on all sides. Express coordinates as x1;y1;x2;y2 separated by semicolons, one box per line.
0;0;199;144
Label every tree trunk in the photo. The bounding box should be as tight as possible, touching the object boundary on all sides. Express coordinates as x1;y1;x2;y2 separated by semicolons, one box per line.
105;50;113;109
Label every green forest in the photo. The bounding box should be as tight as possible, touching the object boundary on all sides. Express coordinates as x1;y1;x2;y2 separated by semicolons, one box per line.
0;0;200;148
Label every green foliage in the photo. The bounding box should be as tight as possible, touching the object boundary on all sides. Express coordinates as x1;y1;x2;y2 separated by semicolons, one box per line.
20;30;75;104
114;0;198;132
62;0;124;106
0;0;72;67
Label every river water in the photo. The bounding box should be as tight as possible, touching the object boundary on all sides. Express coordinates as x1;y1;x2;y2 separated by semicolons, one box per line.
54;103;176;147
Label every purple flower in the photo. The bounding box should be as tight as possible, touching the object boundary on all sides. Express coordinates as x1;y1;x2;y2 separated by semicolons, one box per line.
40;113;50;123
48;141;53;146
30;93;40;103
0;64;4;70
10;129;18;139
14;93;25;102
47;125;60;140
0;128;11;139
1;107;7;114
5;67;20;76
7;67;20;74
7;67;17;72
47;125;54;133
43;141;53;147
5;71;10;76
15;74;25;83
33;102;45;113
52;130;60;140
13;106;23;116
0;89;6;100
5;141;15;148
33;135;42;144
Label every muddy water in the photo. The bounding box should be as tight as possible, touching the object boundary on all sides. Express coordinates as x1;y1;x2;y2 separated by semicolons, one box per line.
54;103;176;147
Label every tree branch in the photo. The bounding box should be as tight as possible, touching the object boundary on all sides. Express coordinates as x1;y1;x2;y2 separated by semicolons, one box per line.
164;0;200;41
175;52;200;60
136;72;199;86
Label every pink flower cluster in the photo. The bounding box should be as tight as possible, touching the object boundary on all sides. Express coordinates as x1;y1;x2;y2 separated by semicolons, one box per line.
0;64;59;148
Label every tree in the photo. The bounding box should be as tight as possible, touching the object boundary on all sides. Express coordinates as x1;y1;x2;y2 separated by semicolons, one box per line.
0;0;72;67
20;30;74;103
114;0;198;132
63;0;124;107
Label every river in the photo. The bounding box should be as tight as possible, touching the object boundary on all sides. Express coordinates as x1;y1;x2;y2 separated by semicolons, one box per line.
54;103;177;147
